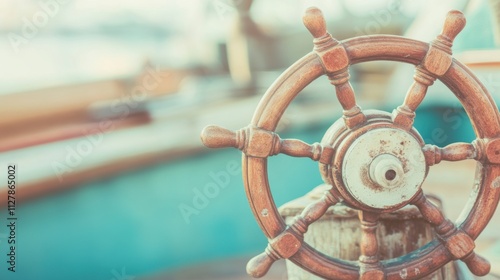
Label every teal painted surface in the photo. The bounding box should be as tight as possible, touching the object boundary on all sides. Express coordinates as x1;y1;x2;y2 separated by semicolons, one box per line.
413;106;475;146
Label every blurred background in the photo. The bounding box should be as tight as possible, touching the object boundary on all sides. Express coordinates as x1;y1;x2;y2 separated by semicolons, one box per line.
0;0;499;279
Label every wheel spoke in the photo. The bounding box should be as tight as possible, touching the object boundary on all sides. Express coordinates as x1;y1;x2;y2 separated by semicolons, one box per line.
422;142;479;166
358;211;384;279
302;7;366;129
246;188;339;278
411;190;449;228
412;191;491;276
392;66;435;130
201;125;334;162
393;10;466;130
289;188;339;236
329;70;366;129
279;139;333;162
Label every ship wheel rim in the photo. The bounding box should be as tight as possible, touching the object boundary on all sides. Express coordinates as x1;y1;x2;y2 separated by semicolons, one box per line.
243;35;500;279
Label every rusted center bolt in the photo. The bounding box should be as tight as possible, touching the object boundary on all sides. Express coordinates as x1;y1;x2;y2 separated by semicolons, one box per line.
385;169;397;181
369;154;404;189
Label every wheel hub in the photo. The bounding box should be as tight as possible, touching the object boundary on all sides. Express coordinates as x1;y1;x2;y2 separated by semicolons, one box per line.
322;111;428;211
341;126;426;210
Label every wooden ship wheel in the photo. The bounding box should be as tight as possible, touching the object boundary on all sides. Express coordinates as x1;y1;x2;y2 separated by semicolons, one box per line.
200;7;500;280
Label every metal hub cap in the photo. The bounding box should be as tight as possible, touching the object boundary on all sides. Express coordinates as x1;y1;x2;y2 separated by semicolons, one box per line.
369;153;404;189
341;127;426;209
